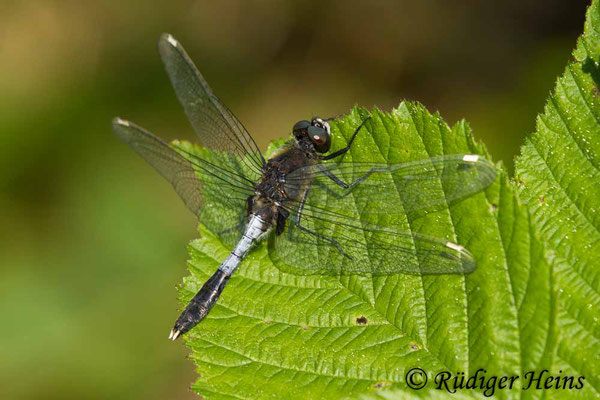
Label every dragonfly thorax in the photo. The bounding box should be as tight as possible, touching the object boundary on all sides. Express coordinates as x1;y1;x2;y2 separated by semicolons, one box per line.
254;164;287;201
255;144;314;204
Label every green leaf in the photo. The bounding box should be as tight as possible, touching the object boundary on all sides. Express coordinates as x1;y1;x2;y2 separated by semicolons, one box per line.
168;3;600;398
515;0;600;397
178;104;555;399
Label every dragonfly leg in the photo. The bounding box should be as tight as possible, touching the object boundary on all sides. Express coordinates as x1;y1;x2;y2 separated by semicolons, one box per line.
293;188;353;261
318;163;388;189
246;195;253;216
276;208;289;236
319;116;371;161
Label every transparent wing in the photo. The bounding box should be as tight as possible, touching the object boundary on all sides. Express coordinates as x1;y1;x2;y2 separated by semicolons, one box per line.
269;154;495;275
269;203;475;275
158;34;266;175
112;118;254;246
283;154;496;218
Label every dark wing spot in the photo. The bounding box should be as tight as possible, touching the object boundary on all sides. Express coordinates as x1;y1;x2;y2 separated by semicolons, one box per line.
355;316;368;325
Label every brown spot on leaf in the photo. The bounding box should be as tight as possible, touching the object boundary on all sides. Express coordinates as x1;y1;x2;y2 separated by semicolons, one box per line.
355;316;368;325
371;381;392;389
408;341;422;351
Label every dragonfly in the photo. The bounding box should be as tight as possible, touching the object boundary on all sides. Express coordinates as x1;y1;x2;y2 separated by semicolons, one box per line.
113;34;496;341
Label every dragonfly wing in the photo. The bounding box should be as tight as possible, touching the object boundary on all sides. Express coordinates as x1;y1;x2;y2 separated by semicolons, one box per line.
270;154;495;275
283;154;496;218
269;201;475;275
112;118;254;247
158;34;266;175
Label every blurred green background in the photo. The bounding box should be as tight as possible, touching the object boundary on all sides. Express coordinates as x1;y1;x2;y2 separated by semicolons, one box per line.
0;1;590;399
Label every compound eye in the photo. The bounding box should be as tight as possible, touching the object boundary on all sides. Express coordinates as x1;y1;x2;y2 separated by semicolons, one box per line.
293;120;311;132
308;126;326;142
307;125;331;152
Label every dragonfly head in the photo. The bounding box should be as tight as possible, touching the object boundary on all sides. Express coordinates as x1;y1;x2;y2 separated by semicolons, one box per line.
292;118;331;153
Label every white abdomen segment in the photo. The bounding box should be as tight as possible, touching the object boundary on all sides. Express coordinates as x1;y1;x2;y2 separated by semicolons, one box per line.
219;214;268;276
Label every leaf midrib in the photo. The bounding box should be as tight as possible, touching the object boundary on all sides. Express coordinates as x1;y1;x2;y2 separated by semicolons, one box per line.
333;111;444;371
334;107;463;374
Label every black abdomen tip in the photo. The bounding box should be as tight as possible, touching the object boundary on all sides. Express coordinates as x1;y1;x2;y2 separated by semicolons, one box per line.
169;270;230;340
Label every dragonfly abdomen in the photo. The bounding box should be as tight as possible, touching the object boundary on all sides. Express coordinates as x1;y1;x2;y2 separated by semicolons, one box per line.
169;214;269;340
169;269;230;340
220;214;268;275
